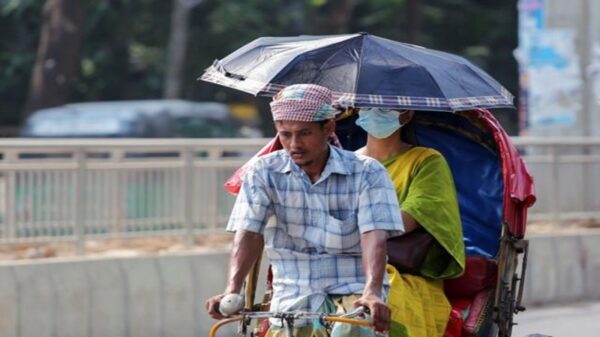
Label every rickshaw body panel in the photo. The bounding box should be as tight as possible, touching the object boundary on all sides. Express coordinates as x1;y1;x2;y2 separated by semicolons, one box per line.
413;110;504;258
413;109;534;243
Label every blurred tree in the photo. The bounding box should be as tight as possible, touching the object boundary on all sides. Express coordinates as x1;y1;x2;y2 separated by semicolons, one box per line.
0;0;42;127
164;0;206;99
74;0;130;101
406;0;421;43
308;0;357;34
72;0;171;101
24;0;87;117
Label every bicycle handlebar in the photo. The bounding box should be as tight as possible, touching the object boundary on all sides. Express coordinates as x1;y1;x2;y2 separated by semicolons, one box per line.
209;307;372;337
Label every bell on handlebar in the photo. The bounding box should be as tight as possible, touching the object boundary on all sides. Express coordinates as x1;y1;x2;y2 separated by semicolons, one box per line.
219;293;245;316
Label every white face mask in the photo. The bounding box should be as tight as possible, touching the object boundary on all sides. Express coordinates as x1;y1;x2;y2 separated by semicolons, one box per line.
355;109;408;139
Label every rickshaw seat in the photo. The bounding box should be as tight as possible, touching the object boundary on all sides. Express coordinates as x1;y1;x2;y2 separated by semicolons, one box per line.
446;288;494;337
444;256;497;299
443;256;498;337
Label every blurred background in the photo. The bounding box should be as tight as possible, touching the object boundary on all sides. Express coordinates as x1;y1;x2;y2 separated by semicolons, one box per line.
0;0;521;137
0;1;599;337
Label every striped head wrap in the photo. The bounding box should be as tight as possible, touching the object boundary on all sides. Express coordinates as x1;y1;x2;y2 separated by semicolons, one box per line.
270;84;337;122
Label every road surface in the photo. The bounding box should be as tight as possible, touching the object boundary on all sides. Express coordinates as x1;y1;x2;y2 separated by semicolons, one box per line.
511;301;600;337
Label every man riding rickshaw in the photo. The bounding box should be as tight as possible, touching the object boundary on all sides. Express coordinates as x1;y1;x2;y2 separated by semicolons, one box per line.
201;34;536;337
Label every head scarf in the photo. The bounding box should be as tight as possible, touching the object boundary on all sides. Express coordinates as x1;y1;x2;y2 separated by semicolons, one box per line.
270;84;337;122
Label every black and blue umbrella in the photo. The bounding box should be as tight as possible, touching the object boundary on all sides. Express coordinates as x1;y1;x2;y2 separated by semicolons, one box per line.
200;33;514;112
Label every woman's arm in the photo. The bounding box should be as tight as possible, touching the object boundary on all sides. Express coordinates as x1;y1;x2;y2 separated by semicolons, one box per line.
401;210;420;233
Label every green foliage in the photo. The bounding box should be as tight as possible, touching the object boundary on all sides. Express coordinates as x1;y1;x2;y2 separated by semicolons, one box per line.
310;0;327;7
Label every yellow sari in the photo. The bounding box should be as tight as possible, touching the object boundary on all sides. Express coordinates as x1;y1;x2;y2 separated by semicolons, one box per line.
377;147;465;337
382;147;464;279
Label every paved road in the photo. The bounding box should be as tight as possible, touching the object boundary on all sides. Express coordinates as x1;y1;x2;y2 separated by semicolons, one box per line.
511;301;600;337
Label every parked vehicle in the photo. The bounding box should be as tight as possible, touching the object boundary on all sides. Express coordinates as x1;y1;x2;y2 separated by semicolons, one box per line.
20;99;262;138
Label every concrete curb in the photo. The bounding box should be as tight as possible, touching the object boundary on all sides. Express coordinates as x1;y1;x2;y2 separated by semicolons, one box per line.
0;252;233;337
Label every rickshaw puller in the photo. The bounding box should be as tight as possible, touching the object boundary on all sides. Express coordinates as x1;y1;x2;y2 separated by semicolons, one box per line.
205;84;405;336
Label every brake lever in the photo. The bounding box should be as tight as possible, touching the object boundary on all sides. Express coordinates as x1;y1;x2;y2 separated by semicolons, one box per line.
340;306;369;318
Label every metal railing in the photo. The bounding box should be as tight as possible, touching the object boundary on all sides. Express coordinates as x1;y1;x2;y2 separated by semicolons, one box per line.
0;137;598;250
0;139;267;252
511;137;600;223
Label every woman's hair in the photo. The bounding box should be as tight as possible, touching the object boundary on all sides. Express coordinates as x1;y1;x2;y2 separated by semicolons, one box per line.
401;114;418;146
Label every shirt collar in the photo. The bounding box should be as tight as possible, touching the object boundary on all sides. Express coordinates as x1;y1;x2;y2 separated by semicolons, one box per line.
324;145;351;176
276;145;350;177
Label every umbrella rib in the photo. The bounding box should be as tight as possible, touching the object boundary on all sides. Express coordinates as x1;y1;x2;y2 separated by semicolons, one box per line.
353;35;366;97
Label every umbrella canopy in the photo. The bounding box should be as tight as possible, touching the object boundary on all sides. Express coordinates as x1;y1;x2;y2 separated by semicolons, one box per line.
200;33;514;112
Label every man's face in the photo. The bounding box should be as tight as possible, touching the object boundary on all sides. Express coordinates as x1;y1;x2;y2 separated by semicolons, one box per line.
275;120;333;168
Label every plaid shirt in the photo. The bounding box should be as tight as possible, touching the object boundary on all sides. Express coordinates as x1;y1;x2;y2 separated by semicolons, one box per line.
227;145;404;316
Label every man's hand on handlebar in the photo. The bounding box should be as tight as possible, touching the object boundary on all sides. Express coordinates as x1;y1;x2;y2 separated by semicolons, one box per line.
352;293;390;334
205;293;227;320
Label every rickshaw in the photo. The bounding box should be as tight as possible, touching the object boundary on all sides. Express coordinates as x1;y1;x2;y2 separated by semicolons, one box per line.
200;33;536;337
210;107;535;337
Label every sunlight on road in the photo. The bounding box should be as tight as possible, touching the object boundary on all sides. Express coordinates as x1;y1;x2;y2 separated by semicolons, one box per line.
512;301;600;337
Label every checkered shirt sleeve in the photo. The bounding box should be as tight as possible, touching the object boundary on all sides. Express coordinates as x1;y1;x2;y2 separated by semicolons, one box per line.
357;159;404;237
226;165;274;234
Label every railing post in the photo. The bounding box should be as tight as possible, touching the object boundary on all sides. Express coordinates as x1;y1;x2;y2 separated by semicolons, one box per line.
582;145;592;220
207;148;222;231
182;148;194;248
74;149;87;255
111;149;125;237
5;151;17;240
549;145;560;225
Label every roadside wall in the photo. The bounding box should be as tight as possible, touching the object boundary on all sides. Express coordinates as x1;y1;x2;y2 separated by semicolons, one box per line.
522;230;600;305
0;250;234;337
1;232;599;337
